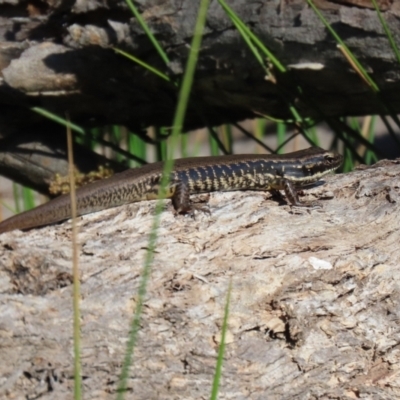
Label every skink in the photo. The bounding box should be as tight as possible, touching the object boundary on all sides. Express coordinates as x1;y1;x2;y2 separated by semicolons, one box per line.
0;147;343;233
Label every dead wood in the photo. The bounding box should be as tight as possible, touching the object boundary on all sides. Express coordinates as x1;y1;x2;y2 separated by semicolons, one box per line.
1;160;400;399
1;0;400;132
1;0;400;191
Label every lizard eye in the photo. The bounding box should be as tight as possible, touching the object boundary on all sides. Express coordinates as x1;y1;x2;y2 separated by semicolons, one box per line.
324;154;336;162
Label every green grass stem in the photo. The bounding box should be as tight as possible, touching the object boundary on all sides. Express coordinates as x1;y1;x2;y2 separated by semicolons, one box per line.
218;0;285;73
309;0;400;145
21;187;35;211
33;107;147;165
364;116;378;164
66;116;82;400
276;122;286;152
208;127;229;155
128;132;147;167
31;107;85;134
307;0;378;91
124;0;170;65
208;129;221;155
233;122;275;153
371;0;400;64
221;125;233;154
210;279;232;399
116;0;211;397
113;48;171;82
12;184;21;214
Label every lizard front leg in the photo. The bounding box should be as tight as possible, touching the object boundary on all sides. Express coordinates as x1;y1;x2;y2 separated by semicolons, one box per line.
281;179;319;207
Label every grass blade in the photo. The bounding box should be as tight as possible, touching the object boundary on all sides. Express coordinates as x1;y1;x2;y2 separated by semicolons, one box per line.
371;0;400;64
307;0;378;91
66;115;82;400
31;107;85;134
218;0;285;72
116;0;211;397
124;0;170;65
210;279;232;400
113;47;171;82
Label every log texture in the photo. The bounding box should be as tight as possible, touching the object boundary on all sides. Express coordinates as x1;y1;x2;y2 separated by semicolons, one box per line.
1;0;400;132
0;160;400;399
1;0;400;192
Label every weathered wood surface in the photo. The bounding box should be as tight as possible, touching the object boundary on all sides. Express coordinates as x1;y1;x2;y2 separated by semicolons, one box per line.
1;160;400;399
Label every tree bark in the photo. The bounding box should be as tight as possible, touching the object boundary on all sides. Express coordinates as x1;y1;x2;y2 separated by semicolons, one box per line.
0;160;399;399
1;0;400;133
1;1;400;193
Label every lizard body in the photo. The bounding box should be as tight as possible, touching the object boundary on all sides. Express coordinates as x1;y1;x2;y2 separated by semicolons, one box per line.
0;147;343;233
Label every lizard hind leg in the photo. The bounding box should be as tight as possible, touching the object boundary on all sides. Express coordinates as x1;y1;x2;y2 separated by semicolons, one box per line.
171;181;210;216
282;179;303;206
